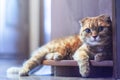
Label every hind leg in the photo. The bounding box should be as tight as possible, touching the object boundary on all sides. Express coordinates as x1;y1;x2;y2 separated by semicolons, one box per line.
19;52;64;76
19;49;48;76
45;52;64;60
19;57;41;76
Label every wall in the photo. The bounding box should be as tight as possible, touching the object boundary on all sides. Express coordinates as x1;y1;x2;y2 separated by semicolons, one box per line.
113;0;120;78
0;0;29;59
51;0;112;39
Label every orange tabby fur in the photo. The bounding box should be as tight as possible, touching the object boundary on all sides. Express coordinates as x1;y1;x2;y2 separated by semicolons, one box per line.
7;15;112;77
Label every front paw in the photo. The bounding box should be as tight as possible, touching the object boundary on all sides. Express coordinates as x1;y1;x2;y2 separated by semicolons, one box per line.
94;53;104;62
19;68;29;76
80;66;90;77
53;52;63;60
79;61;90;77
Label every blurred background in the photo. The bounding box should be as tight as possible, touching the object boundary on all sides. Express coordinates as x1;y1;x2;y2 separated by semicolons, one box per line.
0;0;112;60
0;0;113;78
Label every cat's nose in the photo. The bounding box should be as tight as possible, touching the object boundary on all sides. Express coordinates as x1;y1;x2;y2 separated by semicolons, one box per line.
93;36;97;39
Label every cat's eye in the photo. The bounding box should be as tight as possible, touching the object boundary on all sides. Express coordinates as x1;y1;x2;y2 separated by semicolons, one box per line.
98;26;104;32
85;28;91;33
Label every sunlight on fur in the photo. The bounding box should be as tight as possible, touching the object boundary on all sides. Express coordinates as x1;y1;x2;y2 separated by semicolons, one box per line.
7;14;113;77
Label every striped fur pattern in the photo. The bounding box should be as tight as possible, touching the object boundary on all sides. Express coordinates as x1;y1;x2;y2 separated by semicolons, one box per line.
7;15;112;77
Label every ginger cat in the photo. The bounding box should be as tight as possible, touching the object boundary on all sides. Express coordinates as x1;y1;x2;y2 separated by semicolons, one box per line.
7;15;112;77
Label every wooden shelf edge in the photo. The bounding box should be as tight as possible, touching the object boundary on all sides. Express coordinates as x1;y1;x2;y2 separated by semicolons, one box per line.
42;60;113;67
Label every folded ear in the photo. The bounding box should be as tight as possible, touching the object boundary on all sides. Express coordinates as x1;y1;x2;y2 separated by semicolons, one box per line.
98;14;111;23
79;17;89;27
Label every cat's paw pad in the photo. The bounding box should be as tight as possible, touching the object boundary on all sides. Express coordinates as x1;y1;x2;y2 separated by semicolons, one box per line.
94;53;104;62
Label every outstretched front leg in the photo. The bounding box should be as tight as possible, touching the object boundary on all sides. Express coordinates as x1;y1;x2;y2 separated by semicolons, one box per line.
73;46;90;77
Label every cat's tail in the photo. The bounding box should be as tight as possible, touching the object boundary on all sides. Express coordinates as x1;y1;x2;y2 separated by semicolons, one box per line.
7;67;21;75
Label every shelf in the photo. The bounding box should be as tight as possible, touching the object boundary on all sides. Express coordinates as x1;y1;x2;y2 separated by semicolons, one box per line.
42;60;113;67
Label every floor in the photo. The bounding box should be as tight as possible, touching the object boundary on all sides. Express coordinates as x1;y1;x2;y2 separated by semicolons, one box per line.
0;59;115;80
1;76;115;80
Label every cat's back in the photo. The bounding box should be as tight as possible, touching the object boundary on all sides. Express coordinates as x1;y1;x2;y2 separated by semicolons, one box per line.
45;35;82;52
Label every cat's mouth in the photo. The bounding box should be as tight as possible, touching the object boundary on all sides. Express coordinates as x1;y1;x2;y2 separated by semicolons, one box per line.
84;35;108;46
86;38;103;46
88;36;101;42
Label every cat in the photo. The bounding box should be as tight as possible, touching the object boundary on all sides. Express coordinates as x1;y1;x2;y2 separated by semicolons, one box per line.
7;14;112;77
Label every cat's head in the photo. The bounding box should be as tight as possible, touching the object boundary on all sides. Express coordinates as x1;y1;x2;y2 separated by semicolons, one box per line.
79;15;112;46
